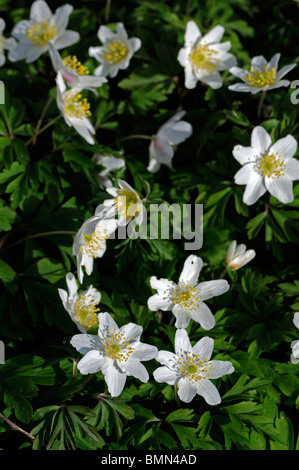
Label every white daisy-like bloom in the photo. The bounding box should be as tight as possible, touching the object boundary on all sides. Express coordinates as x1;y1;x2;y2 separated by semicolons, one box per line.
8;0;79;63
228;53;296;94
147;110;193;173
225;240;256;271
89;22;141;78
101;179;144;227
73;213;118;284
93;154;126;188
153;329;234;404
177;20;237;90
233;126;299;205
0;18;17;67
48;41;107;94
58;272;101;333
291;312;299;364
70;312;158;397
147;255;230;330
56;72;95;145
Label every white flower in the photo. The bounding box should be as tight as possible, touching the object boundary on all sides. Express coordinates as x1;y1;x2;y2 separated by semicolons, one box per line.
147;255;229;329
225;240;256;270
228;53;296;94
73;213;118;284
93;154;126;188
89;22;141;78
70;312;158;397
177;20;236;90
233;126;299;205
153;329;234;404
8;0;79;63
48;41;107;94
58;272;101;333
0;18;17;67
291;312;299;364
147;110;193;173
102;179;143;226
56;72;95;145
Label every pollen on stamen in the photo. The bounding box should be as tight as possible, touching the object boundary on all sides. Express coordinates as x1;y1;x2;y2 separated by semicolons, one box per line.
254;153;286;179
81;226;109;258
244;66;276;88
62;55;90;75
189;44;219;73
73;293;100;330
63;91;92;120
101;329;135;362
116;189;140;219
28;20;56;46
101;39;129;65
165;281;202;311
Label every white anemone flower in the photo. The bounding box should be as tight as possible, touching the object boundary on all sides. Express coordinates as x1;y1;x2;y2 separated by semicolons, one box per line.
70;312;158;397
48;41;107;94
93;154;126;188
8;0;79;63
147;255;230;329
177;20;237;90
0;18;17;67
233;126;299;205
58;272;101;333
153;329;234;404
228;53;296;94
73;213;118;284
89;22;141;78
147;110;193;173
291;312;299;364
56;72;95;145
102;179;143;226
226;240;256;271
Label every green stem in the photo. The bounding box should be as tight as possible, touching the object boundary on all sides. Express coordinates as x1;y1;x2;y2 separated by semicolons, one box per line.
257;90;266;122
31;93;56;145
1;231;77;252
185;0;192;16
109;134;153;147
174;385;181;407
105;0;112;23
26;115;62;146
219;266;228;279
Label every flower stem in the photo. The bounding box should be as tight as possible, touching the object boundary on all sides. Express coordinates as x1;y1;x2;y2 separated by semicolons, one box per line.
219;266;228;279
31;93;56;145
1;231;77;252
185;0;192;16
174;385;181;407
26;115;62;146
105;0;112;23
0;413;35;440
257;90;266;122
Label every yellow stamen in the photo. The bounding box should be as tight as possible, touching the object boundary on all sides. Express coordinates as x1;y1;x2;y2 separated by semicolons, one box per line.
177;353;213;383
170;281;203;311
73;293;100;330
244;66;276;88
81;225;109;258
62;55;90;75
28;20;56;46
63;91;91;119
101;39;128;65
255;153;286;179
101;329;135;362
116;189;140;219
189;44;219;73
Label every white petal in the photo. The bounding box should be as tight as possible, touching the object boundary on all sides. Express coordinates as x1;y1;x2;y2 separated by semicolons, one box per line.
104;364;127;397
120;323;143;343
184;63;198;89
293;312;299;329
153;366;178;385
201;25;224;45
232;145;257;165
190;302;215;330
226;240;237;264
251;126;272;153
242;174;266;205
179;255;203;286
229;66;248;80
129;37;141;53
269;135;297;160
276;63;296;80
192;336;214;360
98;312;119;337
234;163;256;185
178;377;197;403
251;55;267;70
147;293;174;312
201;70;223;89
198;279;229;301
196;378;221;405
209;360;234;379
175;328;192;356
30;0;52;22
163;120;192;145
98;25;115;43
155;350;178;367
52;4;73;32
267;53;281;71
77;350;107;374
131;342;158;361
121;359;149;382
150;133;173;163
53;30;79;50
66;272;78;297
173;305;191;329
70;333;102;355
184;21;201;46
265;177;294;204
177;46;189;67
228;83;255;93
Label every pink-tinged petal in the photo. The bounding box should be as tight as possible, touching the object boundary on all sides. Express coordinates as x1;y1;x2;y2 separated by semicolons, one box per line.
190;302;215;330
251;126;272;153
269;135;297;161
179;255;203;287
175;328;192;356
234;163;256;185
30;0;52;22
232;145;257;165
201;25;224;45
242;174;266;205
265;177;294;204
178;377;197;403
209;360;234;379
196;378;221;405
192;337;214;361
184;21;201;46
153;366;178;385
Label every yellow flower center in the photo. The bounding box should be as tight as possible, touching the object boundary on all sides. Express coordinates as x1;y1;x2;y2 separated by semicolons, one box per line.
81;225;109;258
101;39;128;65
28;20;56;46
189;44;219;73
177;353;212;383
63;91;91;119
255;153;286;179
73;293;100;330
244;66;276;88
116;189;140;219
171;282;202;311
101;329;135;362
62;55;90;75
